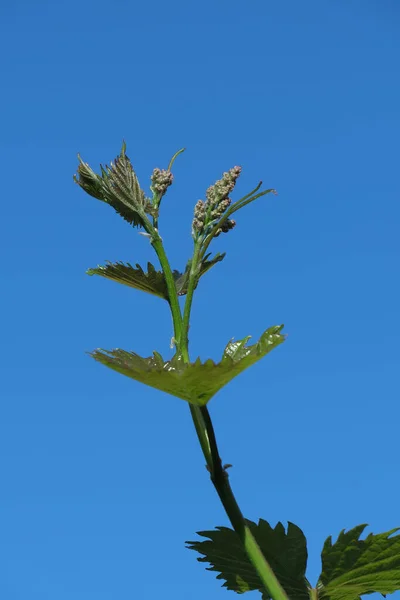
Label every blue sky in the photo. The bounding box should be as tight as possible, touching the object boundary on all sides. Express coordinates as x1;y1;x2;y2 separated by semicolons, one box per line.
1;0;399;598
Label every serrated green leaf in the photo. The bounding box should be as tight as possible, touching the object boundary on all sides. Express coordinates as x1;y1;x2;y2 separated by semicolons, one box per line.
86;253;225;300
90;325;285;405
317;524;400;600
186;519;311;599
87;261;181;300
175;252;226;296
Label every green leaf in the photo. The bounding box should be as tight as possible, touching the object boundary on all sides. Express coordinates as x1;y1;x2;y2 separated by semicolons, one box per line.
318;524;400;600
87;261;180;300
86;255;224;300
175;252;226;296
90;325;285;405
74;142;155;228
186;519;311;599
167;147;186;171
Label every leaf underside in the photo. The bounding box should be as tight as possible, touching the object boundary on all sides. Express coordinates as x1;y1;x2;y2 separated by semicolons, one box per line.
186;519;311;600
87;261;177;300
90;325;285;405
318;524;400;600
87;252;226;299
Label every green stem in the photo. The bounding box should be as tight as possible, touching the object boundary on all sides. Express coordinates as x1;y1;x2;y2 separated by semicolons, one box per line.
149;229;183;347
189;404;213;471
309;588;318;600
181;241;201;352
152;196;161;230
179;243;216;471
191;405;289;600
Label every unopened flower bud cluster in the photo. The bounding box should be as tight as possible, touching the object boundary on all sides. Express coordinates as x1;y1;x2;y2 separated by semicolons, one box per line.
151;168;174;197
192;166;242;238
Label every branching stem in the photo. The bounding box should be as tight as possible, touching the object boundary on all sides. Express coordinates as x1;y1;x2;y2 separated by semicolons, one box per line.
148;229;290;600
142;181;288;600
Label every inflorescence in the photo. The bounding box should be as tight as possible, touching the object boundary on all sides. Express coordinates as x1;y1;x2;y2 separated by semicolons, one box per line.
192;166;242;239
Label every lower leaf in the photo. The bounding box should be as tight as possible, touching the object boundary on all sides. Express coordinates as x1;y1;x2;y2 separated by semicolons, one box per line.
186;519;311;599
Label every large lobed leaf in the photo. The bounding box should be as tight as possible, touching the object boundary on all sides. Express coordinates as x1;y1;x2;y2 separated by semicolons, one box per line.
90;326;285;405
317;524;400;600
186;519;311;599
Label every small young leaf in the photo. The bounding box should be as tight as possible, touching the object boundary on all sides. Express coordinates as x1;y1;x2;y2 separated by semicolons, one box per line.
186;519;311;599
317;524;400;600
87;261;181;300
89;326;285;405
175;252;226;296
75;143;152;228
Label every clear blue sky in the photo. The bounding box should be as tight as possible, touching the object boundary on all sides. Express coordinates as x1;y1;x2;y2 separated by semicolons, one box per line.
1;1;399;598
